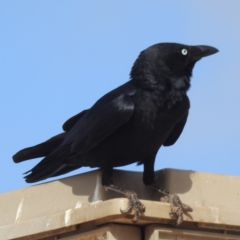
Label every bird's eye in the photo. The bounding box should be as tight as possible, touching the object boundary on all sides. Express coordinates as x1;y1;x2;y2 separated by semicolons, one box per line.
181;49;188;55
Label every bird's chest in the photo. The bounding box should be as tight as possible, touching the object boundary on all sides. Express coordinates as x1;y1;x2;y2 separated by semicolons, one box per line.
132;91;189;133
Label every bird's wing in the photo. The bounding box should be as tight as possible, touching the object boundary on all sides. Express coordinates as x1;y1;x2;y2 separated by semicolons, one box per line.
62;109;88;131
163;112;188;146
23;92;135;183
59;94;135;154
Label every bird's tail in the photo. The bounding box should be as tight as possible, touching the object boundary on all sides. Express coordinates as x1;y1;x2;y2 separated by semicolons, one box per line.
12;132;66;163
24;159;81;183
13;132;82;183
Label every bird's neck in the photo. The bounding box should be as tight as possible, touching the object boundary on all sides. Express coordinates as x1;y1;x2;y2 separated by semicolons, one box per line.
163;75;190;109
132;73;190;109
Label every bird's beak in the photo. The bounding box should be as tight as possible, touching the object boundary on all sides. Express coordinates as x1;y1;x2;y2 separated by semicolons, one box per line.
190;45;219;62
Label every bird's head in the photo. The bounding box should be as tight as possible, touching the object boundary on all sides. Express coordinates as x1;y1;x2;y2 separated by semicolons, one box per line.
130;43;218;90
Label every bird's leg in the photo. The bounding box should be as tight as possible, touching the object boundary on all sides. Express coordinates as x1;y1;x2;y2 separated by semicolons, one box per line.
147;183;193;225
105;185;146;222
102;167;145;223
143;159;192;225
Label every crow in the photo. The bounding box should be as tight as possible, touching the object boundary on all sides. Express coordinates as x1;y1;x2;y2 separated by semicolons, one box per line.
13;43;218;225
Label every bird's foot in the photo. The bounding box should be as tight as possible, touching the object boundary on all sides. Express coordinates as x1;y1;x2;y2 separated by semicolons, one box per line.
149;184;192;225
105;184;145;223
160;194;192;225
120;191;146;222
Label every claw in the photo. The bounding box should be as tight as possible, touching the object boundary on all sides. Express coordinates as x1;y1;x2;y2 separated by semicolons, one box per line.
150;184;192;225
182;203;193;212
120;195;133;213
105;185;145;223
161;193;192;225
120;193;145;222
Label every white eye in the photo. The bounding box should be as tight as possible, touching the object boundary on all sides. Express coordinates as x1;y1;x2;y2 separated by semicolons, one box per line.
181;49;188;55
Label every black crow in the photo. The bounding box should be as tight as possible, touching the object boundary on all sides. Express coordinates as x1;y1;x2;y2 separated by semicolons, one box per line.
13;43;218;225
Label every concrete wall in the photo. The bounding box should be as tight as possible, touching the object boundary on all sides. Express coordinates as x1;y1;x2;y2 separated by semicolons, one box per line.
1;169;240;239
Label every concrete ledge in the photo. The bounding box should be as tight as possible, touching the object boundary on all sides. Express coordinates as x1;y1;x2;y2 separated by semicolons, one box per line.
145;225;240;240
1;169;240;239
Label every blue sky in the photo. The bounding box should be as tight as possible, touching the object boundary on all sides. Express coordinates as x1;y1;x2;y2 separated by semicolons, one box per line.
1;1;240;193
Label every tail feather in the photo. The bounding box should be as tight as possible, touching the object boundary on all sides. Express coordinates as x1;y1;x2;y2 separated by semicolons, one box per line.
25;162;66;183
28;143;72;173
13;131;82;183
12;132;66;163
24;160;82;183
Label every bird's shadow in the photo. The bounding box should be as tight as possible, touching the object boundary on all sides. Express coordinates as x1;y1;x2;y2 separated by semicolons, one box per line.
59;168;195;204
